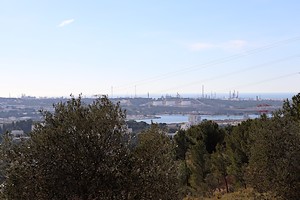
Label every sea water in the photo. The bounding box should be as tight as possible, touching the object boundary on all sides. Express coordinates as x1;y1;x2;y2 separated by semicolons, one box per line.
136;114;262;124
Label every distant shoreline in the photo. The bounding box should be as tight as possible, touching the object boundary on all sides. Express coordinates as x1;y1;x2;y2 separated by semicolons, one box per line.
0;92;297;100
133;114;263;124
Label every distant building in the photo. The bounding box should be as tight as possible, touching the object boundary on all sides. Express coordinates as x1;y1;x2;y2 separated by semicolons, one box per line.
181;114;201;130
152;101;163;106
180;123;190;130
188;114;201;126
11;130;25;137
10;130;30;142
119;99;131;106
180;101;191;106
165;101;176;106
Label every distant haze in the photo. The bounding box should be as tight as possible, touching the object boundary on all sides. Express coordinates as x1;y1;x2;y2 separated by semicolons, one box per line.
111;93;296;100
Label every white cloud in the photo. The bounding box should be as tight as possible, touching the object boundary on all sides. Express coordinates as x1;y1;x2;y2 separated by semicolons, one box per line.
58;19;75;27
188;39;248;51
225;40;248;49
189;43;215;51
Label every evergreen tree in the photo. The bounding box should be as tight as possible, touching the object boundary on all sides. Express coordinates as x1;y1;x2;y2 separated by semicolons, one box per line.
174;129;189;160
211;144;230;193
187;120;225;154
186;140;211;196
247;107;300;199
132;124;180;200
1;96;133;199
225;119;254;189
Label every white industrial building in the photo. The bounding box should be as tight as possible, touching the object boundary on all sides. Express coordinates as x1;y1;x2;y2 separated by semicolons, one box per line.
165;101;176;106
180;101;191;106
152;101;164;106
181;114;202;130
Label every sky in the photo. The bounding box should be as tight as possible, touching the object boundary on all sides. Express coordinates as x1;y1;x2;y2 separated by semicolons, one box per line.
1;0;300;98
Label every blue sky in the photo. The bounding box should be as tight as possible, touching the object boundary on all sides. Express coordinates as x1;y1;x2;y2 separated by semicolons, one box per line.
1;0;300;97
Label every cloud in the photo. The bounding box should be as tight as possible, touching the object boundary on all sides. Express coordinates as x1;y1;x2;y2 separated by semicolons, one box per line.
188;40;248;51
189;43;215;51
58;19;75;27
225;40;248;49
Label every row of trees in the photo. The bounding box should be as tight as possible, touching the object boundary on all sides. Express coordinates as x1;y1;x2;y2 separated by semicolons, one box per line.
0;94;299;199
174;93;300;199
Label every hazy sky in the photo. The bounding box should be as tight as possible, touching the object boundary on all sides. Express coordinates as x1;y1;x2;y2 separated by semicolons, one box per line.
1;0;300;97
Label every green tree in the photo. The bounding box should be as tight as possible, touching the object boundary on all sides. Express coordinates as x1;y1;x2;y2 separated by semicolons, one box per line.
1;96;133;199
247;111;300;200
187;140;210;196
132;124;180;200
183;120;225;196
174;129;189;160
174;130;192;195
282;93;300;120
246;93;300;200
177;160;191;195
187;120;225;154
210;144;230;193
126;120;150;134
15;119;33;133
225;119;255;189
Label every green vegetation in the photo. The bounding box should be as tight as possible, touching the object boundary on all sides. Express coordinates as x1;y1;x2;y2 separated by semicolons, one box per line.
175;93;300;200
0;96;180;200
0;94;299;199
132;125;179;199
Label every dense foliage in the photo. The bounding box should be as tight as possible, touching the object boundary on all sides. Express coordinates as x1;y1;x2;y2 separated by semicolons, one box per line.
0;96;180;200
175;93;300;200
1;93;300;199
132;125;180;199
